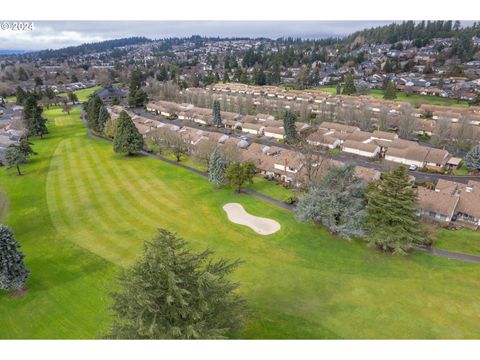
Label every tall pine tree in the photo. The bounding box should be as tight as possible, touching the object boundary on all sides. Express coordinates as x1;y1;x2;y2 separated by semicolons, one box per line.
212;100;222;127
0;225;30;292
365;166;425;254
383;81;397;100
283;109;297;144
208;149;225;187
86;94;104;132
23;94;48;138
97;105;110;134
342;74;357;95
113;111;144;155
107;228;244;339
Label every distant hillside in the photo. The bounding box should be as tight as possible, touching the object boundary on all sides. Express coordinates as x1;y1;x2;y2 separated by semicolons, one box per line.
23;37;152;60
344;20;480;46
0;50;29;55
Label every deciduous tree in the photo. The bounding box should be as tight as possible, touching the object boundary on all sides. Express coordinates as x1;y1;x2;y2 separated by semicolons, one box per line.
225;161;256;193
5;145;27;175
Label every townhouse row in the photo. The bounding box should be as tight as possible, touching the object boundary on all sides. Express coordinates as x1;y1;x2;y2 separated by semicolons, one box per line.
109;105;380;186
206;83;480;125
307;122;462;171
417;179;480;229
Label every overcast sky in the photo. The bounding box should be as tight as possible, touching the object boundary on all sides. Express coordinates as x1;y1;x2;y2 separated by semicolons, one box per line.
0;21;403;51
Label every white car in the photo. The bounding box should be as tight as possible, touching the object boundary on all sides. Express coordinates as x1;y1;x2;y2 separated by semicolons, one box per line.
408;164;418;171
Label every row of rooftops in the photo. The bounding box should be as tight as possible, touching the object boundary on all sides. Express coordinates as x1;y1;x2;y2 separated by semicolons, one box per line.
109;105;380;185
308;121;454;167
145;101;312;136
109;104;479;229
204;83;480;123
417;179;480;226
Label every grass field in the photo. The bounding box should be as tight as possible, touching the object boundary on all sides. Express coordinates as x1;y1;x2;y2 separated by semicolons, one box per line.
0;192;8;222
1;106;480;339
434;229;480;257
157;150;295;203
316;87;469;107
5;86;101;104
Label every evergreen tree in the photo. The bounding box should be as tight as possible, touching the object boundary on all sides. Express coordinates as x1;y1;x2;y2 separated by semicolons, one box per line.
335;83;341;95
4;145;27;175
67;92;79;103
128;69;148;107
212;100;222;127
86;94;104;132
44;87;55;99
22;94;48;138
465;144;480;172
225;161;256;193
97;105;110;133
383;81;397;100
208;149;225;187
222;72;230;83
365;166;425;254
15;86;26;105
113;111;144;156
18;137;37;157
107;228;244;339
283;109;297;144
342;74;357;95
0;225;29;292
295;163;367;238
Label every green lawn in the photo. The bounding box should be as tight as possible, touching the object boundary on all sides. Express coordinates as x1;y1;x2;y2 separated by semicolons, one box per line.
0;191;8;221
1;106;480;339
246;177;295;203
159;153;295;203
5;86;101;104
452;164;470;176
315;87;469;107
434;229;480;257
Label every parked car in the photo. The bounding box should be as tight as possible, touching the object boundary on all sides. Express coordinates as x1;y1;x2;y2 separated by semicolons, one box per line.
409;164;418;171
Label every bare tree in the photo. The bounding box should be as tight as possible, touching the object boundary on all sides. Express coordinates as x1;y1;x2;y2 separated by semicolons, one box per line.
219;143;241;164
455;114;474;151
150;128;189;162
398;103;416;139
297;141;326;187
432;117;451;146
376;104;390;131
191;139;218;168
356;103;372;131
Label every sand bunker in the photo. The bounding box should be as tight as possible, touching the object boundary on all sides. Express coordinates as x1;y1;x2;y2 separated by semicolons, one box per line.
223;203;281;235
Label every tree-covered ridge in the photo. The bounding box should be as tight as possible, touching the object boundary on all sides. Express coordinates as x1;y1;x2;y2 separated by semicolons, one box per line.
345;20;480;45
24;37;152;60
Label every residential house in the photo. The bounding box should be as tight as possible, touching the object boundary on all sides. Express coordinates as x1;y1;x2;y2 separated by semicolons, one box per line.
241;123;265;136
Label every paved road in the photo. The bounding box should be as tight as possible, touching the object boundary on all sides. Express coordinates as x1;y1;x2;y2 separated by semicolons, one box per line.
88;128;480;264
417;248;480;264
134;109;480;184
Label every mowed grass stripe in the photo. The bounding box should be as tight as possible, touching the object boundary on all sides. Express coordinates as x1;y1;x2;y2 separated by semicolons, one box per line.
80;138;182;225
46;139;94;243
81;137;196;227
63;138;148;264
